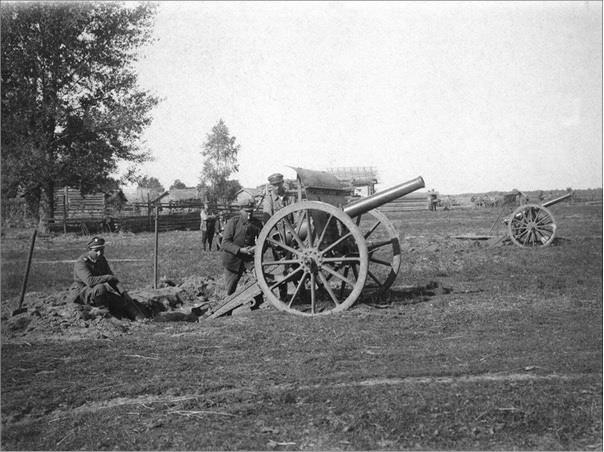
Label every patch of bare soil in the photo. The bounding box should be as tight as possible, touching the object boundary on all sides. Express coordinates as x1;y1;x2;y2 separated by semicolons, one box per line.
0;274;249;342
1;274;446;343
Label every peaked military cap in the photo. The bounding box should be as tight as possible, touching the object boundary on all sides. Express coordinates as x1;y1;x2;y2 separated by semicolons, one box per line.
87;236;106;250
267;173;284;184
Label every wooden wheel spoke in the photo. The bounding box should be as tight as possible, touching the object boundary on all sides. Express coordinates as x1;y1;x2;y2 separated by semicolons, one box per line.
536;227;554;238
533;229;551;243
320;231;353;254
318;271;341;306
288;272;308;308
364;220;381;239
367;270;384;288
267;237;301;256
524;209;534;222
534;214;553;226
305;209;314;247
310;273;316;314
282;217;305;249
369;256;392;267
517;229;531;241
268;266;304;291
339;265;350;298
322;264;356;288
316;213;334;248
322;256;361;264
367;239;393;252
294;209;306;239
262;258;301;266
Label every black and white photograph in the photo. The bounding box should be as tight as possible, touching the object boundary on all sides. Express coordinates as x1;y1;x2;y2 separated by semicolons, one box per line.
1;1;602;450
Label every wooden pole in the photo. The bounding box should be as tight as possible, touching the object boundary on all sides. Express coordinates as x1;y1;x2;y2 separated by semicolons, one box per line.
154;205;159;289
147;193;151;232
15;229;37;314
63;187;68;234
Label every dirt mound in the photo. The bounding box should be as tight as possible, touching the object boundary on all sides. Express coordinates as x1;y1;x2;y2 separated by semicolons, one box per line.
1;275;226;343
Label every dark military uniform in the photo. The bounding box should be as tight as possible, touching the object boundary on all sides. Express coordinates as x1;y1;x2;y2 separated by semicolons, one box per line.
262;173;293;223
221;212;261;295
72;251;117;305
69;237;147;320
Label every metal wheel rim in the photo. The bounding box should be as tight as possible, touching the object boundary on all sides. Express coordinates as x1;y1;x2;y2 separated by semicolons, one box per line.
351;208;401;291
255;201;368;316
508;204;557;248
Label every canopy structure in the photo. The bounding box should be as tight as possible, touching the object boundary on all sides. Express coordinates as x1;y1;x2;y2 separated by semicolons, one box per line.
289;167;352;205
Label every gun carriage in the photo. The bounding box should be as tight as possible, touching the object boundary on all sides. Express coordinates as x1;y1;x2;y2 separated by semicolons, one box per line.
505;192;572;248
211;168;425;318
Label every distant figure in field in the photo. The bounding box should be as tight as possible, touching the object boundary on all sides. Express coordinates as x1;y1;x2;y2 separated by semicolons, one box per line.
200;204;217;251
68;236;147;320
214;212;226;250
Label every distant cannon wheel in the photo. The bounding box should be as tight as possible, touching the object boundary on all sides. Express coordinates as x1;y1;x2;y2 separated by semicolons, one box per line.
508;204;557;248
255;201;368;316
351;209;401;292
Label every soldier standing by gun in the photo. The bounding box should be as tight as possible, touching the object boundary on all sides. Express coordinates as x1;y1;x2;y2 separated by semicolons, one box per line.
221;199;261;296
262;173;295;300
262;173;293;223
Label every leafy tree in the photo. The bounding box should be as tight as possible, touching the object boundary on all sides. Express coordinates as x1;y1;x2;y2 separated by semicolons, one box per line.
169;179;187;190
200;119;241;205
1;2;159;231
137;176;165;198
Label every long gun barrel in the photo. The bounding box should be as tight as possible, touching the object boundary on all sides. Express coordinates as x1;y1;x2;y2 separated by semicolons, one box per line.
542;192;572;208
343;176;425;218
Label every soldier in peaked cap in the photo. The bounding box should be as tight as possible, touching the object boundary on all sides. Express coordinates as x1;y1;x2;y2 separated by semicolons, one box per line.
262;172;292;223
221;199;261;295
261;173;295;300
68;236;147;321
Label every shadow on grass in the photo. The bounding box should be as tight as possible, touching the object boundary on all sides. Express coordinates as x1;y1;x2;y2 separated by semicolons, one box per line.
359;280;459;308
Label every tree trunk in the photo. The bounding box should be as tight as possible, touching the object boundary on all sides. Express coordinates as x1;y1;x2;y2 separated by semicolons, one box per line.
37;181;55;233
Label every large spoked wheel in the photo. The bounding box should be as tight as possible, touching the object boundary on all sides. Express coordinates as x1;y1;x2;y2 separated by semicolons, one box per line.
508;204;557;248
255;201;368;316
351;209;401;292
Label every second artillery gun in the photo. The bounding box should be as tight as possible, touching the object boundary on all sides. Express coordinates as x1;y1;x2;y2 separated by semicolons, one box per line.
505;192;573;247
210;168;425;318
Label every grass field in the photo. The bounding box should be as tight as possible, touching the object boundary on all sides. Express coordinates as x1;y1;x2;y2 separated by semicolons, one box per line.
1;204;602;450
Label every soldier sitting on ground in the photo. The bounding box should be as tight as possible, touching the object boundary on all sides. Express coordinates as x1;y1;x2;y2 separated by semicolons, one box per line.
68;236;148;321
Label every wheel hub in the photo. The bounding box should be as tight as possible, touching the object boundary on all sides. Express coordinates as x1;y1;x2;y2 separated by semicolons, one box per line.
301;248;321;273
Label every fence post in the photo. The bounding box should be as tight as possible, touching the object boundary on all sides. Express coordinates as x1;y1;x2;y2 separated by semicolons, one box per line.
150;191;169;289
154;205;159;289
63;187;68;234
147;193;151;232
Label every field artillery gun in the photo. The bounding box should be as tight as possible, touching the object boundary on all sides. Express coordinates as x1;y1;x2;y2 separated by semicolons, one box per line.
505;192;572;248
210;168;425;318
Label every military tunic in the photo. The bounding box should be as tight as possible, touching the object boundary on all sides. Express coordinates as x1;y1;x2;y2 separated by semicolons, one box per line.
72;252;116;304
221;213;261;295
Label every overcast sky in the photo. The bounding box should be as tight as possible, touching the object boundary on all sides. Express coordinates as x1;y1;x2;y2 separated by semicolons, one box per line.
129;1;602;194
